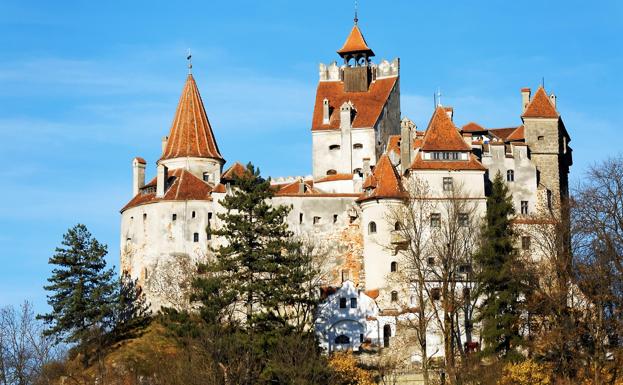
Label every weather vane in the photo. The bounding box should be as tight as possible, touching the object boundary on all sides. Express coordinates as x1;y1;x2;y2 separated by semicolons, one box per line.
354;0;359;24
187;48;193;74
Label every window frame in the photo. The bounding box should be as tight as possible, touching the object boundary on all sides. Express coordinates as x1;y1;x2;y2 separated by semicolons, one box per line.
368;221;377;234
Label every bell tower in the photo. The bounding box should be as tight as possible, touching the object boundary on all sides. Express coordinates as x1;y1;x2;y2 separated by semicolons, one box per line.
337;20;375;93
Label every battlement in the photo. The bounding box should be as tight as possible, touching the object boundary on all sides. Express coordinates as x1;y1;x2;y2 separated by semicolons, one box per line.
319;58;399;82
271;175;313;185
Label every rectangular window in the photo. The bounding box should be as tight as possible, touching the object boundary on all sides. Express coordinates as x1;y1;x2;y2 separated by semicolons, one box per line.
333;214;338;223
299;213;303;224
443;152;450;160
431;288;441;301
350;298;357;308
172;214;177;221
427;257;435;266
433;152;441;160
522;236;531;250
458;213;469;227
443;177;453;191
339;298;347;309
193;233;199;242
521;201;529;215
313;216;321;225
430;213;441;227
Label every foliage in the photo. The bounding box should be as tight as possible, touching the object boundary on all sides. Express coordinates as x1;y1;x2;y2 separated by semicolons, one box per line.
475;172;530;361
329;352;376;385
193;162;319;332
497;359;551;385
38;224;116;354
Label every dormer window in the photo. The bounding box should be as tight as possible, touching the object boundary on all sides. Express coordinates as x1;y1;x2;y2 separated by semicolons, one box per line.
326;169;337;175
329;144;341;151
203;172;212;182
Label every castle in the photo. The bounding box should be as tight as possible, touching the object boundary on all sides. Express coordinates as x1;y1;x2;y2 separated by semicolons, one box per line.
119;20;572;362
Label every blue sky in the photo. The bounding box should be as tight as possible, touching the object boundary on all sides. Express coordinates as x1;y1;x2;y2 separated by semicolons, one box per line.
1;0;622;312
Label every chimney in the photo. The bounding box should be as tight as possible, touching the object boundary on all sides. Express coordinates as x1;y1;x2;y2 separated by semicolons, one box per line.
156;163;168;198
549;93;557;109
462;133;472;147
132;157;146;196
161;136;169;153
400;117;414;172
298;179;305;194
521;88;531;113
322;98;330;125
444;107;454;121
340;101;352;130
363;158;371;177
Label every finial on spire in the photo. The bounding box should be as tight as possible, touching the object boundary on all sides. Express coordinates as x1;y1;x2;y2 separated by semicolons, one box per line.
435;88;442;107
187;48;193;75
354;0;359;24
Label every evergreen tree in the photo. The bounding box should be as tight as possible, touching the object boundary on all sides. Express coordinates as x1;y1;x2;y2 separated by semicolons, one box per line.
475;172;529;361
38;224;116;353
110;272;151;340
193;163;318;332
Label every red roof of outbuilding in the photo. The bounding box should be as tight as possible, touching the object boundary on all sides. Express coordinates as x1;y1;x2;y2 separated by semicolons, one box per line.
161;74;223;161
121;168;214;212
522;87;559;118
221;162;250;181
421;107;472;152
311;77;397;131
359;154;406;202
461;122;486;133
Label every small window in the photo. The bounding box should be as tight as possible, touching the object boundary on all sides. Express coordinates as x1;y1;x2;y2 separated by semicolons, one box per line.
360;333;364;343
390;261;397;272
431;288;441;301
143;213;147;220
203;172;211;182
326;169;337;175
433;152;441;160
427;257;435;266
368;221;377;234
192;211;196;218
335;335;350;344
458;264;472;274
443;177;453;191
353;168;363;177
458;213;469;227
333;214;338;223
329;144;341;151
350;298;357;308
547;190;553;210
172;214;177;221
443;152;450;160
522;236;531;250
394;222;401;231
299;213;303;224
313;216;321;225
507;170;515;182
341;269;350;282
538;135;544;141
391;291;398;302
430;213;441;227
339;297;347;309
193;233;199;242
521;201;529;215
353;143;363;149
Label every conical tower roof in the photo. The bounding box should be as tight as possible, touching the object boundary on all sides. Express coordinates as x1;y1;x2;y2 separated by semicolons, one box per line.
161;74;223;161
337;24;375;57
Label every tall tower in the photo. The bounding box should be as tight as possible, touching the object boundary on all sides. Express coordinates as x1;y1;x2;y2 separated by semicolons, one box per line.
311;20;401;180
521;87;572;214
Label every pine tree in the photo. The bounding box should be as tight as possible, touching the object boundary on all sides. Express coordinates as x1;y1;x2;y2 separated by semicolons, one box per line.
110;272;151;341
475;172;529;361
193;163;318;333
38;224;116;355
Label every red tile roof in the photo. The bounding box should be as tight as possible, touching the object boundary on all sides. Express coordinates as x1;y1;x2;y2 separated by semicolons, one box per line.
134;157;146;164
386;135;401;155
506;125;525;141
275;179;319;196
121;168;213;212
221;162;250;181
161;74;224;161
315;173;354;183
337;25;375;56
409;152;486;171
311;77;397;131
359;154;406;202
522;87;559;118
421;107;472;152
461;122;486;133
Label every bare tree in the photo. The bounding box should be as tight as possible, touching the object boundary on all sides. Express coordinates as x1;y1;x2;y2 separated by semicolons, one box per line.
0;302;64;385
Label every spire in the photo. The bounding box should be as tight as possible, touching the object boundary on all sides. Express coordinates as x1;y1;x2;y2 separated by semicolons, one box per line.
337;24;375;58
161;74;224;161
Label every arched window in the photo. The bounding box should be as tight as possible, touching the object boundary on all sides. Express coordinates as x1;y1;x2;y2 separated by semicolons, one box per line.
507;169;515;182
390;261;397;272
329;144;341;151
391;291;398;302
368;221;377;234
394;222;401;231
353;143;363;150
326;169;337;175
